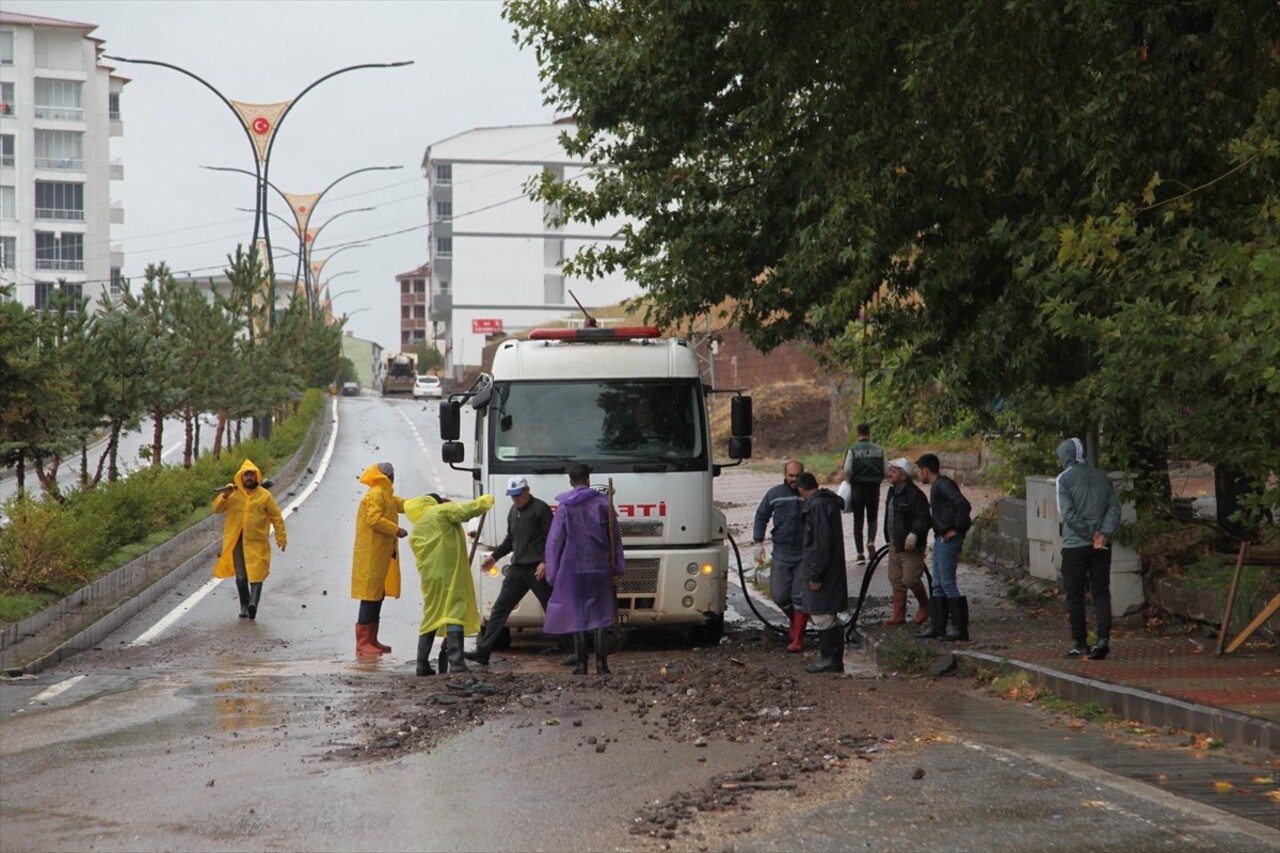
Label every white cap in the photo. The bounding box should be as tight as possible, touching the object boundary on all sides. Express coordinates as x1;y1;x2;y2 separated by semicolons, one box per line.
887;457;916;478
505;476;530;496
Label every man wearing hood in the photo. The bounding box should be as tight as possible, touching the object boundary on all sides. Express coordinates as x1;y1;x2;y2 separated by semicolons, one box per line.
1055;438;1121;660
405;491;495;675
544;464;626;675
795;472;848;674
213;459;287;620
350;462;407;656
882;458;933;627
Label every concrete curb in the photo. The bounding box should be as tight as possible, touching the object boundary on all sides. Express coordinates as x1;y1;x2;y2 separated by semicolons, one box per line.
1;403;335;676
853;635;1278;753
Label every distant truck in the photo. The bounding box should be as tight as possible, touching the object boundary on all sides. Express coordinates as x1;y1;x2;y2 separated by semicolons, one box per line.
382;352;418;396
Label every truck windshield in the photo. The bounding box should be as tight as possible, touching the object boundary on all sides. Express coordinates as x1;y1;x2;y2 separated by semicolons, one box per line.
490;379;706;470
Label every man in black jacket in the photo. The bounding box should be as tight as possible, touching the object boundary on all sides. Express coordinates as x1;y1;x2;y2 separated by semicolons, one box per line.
915;453;973;641
795;472;848;673
882;458;933;627
465;476;553;665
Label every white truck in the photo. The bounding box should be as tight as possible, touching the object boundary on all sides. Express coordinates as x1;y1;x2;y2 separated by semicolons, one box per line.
439;326;752;646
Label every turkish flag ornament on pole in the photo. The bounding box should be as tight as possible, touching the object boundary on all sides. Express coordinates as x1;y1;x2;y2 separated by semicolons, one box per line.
230;99;293;163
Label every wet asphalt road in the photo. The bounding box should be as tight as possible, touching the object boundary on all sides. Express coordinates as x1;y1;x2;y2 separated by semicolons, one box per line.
1;396;1277;852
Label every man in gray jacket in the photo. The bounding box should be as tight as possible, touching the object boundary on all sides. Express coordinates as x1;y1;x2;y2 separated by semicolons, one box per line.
1055;438;1121;660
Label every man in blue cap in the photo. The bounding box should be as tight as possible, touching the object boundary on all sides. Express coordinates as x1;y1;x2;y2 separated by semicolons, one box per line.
465;476;554;665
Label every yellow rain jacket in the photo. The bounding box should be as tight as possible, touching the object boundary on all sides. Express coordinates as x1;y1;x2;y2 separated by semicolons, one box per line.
212;459;287;583
350;464;407;600
405;493;494;636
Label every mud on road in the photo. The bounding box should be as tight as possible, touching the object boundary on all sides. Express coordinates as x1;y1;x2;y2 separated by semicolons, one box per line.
326;630;964;850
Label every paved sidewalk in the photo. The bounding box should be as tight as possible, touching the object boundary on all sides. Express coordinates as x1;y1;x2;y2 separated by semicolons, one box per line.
714;467;1280;752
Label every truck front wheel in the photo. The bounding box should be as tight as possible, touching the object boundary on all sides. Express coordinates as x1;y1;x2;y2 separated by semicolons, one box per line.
689;612;725;646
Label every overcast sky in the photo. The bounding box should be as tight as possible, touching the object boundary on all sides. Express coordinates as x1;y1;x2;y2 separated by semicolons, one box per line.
19;0;553;350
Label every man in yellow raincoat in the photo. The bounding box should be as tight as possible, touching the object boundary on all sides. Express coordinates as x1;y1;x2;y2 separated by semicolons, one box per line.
213;459;287;621
405;491;494;675
351;462;407;656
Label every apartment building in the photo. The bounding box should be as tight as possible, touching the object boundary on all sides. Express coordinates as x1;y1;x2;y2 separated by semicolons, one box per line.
395;263;429;351
421;120;640;379
0;11;125;311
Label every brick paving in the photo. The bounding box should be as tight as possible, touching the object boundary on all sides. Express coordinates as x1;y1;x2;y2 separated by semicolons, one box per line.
715;467;1280;743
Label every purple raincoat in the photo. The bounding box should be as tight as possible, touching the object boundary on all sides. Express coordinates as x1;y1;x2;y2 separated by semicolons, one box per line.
543;485;625;633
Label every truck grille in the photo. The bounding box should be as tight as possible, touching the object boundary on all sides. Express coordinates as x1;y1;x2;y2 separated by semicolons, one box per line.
618;557;659;596
620;521;663;537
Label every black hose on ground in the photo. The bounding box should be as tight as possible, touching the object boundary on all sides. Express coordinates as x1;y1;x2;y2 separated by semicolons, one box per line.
726;530;788;635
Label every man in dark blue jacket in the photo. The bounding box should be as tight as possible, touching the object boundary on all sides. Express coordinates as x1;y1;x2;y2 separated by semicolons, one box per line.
753;460;808;651
915;453;972;641
796;472;848;673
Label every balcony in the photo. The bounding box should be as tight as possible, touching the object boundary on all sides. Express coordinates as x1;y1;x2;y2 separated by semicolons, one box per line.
111;243;124;267
35;207;85;222
428;290;452;321
35;157;85;172
35;257;84;271
110;200;124;225
33;106;84;122
110;158;123;180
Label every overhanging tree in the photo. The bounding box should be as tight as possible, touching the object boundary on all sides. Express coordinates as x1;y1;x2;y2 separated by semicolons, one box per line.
507;0;1280;512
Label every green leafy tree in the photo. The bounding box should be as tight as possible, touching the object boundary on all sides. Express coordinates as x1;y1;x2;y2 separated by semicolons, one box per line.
507;0;1280;514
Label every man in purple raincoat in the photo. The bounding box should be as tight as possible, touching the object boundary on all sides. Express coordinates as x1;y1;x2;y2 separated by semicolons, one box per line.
544;463;626;674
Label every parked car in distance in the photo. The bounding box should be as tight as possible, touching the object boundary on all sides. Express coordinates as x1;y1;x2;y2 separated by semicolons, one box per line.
341;381;360;397
413;375;443;399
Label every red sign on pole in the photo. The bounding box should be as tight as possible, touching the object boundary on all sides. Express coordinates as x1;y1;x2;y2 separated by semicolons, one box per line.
472;319;503;334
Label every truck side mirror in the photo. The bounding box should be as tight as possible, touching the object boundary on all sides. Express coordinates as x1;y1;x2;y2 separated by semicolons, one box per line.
731;395;752;438
728;436;752;460
440;400;461;441
442;441;465;464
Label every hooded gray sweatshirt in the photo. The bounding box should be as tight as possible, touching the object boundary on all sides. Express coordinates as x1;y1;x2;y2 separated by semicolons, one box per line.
1054;438;1121;549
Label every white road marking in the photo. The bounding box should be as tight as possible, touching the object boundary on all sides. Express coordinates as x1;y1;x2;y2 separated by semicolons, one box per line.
30;674;87;703
396;406;449;495
128;397;340;647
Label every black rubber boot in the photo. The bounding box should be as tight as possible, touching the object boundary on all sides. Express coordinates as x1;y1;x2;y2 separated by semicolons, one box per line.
573;632;588;675
805;627;844;673
595;627;610;674
415;634;435;676
437;642;449;674
236;579;250;618
445;633;467;672
247;583;262;620
943;596;970;642
915;596;950;639
464;627;491;665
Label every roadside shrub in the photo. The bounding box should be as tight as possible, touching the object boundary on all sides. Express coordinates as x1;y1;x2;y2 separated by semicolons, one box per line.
0;495;93;595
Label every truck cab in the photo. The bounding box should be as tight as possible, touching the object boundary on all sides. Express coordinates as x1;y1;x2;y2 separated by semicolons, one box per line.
440;326;752;646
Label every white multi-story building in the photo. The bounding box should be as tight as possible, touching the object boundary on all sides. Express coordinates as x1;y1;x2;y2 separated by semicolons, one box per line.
0;11;126;312
421;120;641;378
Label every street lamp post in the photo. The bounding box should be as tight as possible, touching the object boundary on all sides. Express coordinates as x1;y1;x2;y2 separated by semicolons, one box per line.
209;164;398;312
103;54;411;331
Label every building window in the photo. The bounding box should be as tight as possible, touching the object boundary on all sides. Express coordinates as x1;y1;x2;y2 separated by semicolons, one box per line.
0;185;15;220
35;181;84;221
0;30;14;65
34;130;83;171
0;82;13;116
401;280;410;294
414;305;426;320
1;236;15;270
110;266;123;296
437;279;450;293
35;231;84;271
436;237;452;258
544;274;565;305
34;79;83;121
35;282;54;310
0;134;13;168
435;201;452;221
109;92;121;121
401;305;410;319
34;282;80;312
414;278;425;293
434;163;452;184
